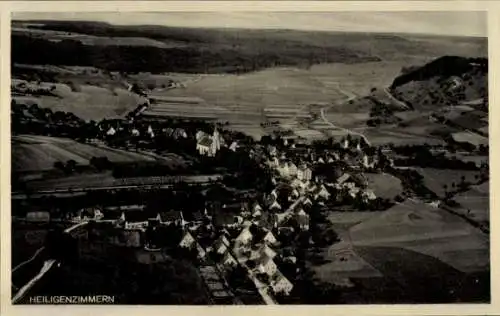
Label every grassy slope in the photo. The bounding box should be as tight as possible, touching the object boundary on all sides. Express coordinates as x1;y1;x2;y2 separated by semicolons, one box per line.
348;199;489;273
11;135;158;172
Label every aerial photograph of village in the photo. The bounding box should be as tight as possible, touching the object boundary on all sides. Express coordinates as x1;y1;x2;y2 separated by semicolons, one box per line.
10;11;489;304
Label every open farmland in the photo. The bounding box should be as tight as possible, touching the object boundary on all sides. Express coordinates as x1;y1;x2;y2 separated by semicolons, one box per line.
451;131;489;147
451;181;489;227
143;95;228;120
415;167;480;198
349;199;489;273
361;128;446;146
354;246;489;302
364;173;403;200
12;79;146;120
137;61;412;126
11;134;169;172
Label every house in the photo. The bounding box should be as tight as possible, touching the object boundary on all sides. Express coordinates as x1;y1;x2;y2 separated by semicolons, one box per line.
147;125;155;138
221;251;238;267
179;231;197;248
235;227;253;245
270;271;294;295
296;209;310;231
120;210;151;229
252;208;262;218
315;185;331;200
363;190;377;201
272;212;289;228
197;136;214;156
131;128;140;137
157;210;183;226
303;197;313;207
256;255;278;276
74;208;104;222
196;130;207;141
288;163;298;177
268;157;280;168
278;162;290;177
106;127;116;136
217;233;231;247
262;231;278;245
270;189;278;200
253;202;263;214
269;200;282;211
214;235;231;254
336;173;351;185
260;243;277;259
229;141;239;152
343;139;349;149
173;128;188;139
283;256;297;264
196;243;207;259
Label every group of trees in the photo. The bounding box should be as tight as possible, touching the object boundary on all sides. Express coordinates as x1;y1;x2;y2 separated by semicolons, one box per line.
12;32;379;75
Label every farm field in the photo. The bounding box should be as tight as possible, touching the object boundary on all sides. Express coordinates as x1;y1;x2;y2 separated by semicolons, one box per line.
361;128;446;146
451;131;489;147
12;79;146;120
11;135;176;172
445;153;488;167
349;199;489;273
415;167;480;198
137;61;412;125
451;181;489;227
144;95;242;121
354;246;489;302
364;172;403;200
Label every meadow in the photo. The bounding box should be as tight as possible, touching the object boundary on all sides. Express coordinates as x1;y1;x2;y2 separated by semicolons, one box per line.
12;78;146;120
349;199;489;273
364;173;403;200
451;181;489;227
415;167;481;198
11;135;171;172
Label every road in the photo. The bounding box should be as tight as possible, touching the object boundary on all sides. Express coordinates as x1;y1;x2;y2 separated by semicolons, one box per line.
12;247;45;274
318;82;372;146
12;259;57;304
11;221;91;303
383;87;411;110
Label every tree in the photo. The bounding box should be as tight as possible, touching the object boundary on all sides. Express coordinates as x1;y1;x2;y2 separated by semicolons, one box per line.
54;161;65;171
66;159;77;173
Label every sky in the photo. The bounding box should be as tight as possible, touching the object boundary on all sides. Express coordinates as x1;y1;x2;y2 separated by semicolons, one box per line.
12;11;487;37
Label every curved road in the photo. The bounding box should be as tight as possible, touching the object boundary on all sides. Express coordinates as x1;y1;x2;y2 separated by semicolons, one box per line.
320;83;372;146
12;221;90;304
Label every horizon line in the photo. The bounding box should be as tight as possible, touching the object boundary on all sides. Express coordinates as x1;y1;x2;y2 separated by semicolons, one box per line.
12;18;488;39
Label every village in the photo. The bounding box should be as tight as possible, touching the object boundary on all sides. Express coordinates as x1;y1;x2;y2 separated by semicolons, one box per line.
47;112;403;304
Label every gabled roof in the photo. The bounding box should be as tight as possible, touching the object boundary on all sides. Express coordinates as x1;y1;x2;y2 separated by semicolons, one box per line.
222;251;237;263
336;173;351;184
198;135;213;147
269;201;282;210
